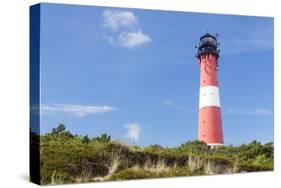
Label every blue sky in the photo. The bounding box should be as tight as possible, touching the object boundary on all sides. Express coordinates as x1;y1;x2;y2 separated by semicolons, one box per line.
39;3;274;146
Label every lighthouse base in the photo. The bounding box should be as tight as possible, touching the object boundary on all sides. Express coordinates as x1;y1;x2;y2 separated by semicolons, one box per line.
207;143;224;149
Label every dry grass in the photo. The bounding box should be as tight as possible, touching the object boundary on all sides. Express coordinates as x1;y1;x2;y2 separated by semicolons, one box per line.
203;160;234;175
188;156;204;172
50;170;65;185
40;146;44;155
232;160;239;173
203;160;215;175
127;158;173;176
75;168;92;183
143;158;171;174
92;151;121;181
188;156;223;175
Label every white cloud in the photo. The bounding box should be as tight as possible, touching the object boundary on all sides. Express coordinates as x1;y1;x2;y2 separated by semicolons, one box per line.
124;122;140;142
251;109;272;116
163;99;177;106
162;99;186;111
102;9;151;48
117;30;151;48
221;21;273;55
223;108;272;116
103;10;137;31
41;104;118;117
223;38;273;55
103;35;115;45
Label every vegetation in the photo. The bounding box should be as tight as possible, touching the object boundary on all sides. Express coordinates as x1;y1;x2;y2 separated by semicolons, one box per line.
38;124;274;185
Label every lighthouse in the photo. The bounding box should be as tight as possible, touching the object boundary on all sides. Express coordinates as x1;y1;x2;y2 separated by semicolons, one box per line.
196;33;224;147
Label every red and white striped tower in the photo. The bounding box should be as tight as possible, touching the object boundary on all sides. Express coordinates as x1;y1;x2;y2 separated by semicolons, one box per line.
196;33;224;147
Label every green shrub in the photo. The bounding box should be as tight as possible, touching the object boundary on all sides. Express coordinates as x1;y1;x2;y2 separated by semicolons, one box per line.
39;124;274;185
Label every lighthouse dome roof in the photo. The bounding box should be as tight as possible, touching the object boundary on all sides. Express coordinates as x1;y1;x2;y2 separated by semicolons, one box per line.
196;32;220;59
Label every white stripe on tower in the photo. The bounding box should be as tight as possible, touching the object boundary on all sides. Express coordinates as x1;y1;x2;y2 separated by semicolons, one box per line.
199;86;220;109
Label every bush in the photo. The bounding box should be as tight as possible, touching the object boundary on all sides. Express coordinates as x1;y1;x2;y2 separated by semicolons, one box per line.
110;168;156;180
39;124;274;185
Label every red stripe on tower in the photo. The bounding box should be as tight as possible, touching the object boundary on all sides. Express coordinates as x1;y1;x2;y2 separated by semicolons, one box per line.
196;33;224;147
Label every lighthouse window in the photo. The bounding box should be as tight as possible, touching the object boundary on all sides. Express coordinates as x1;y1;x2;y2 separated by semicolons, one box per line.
203;135;206;137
